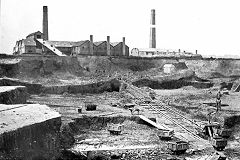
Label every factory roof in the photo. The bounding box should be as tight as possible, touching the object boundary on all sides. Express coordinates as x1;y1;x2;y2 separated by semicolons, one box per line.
26;31;43;39
47;41;77;47
72;40;89;47
110;42;121;47
23;38;36;46
94;41;105;46
47;40;89;48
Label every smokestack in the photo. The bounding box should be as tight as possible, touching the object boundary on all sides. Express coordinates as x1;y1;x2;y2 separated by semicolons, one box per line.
90;35;93;55
107;36;110;56
43;6;49;40
149;9;156;48
122;37;126;56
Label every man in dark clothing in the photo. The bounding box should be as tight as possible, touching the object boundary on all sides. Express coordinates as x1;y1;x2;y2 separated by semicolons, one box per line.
216;90;222;111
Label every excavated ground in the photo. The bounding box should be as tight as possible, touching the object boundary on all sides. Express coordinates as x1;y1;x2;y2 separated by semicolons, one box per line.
154;86;240;160
28;84;240;159
28;93;209;160
3;55;240;159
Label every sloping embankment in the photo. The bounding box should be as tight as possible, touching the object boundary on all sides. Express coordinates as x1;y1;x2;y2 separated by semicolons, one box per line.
132;69;213;89
183;59;240;79
2;55;240;80
0;77;122;95
42;78;121;94
17;55;84;78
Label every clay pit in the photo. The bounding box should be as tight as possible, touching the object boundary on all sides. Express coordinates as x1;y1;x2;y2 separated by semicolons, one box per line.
1;55;240;159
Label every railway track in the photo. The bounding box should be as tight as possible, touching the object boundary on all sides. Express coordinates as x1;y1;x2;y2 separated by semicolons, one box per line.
141;101;210;145
157;101;202;129
148;104;203;142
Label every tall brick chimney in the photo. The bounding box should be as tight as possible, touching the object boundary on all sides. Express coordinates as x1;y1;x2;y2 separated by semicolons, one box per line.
149;9;156;48
90;35;93;55
107;36;110;56
43;6;49;40
122;37;126;56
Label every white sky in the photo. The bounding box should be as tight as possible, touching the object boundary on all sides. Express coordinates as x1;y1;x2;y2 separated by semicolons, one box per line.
1;0;240;57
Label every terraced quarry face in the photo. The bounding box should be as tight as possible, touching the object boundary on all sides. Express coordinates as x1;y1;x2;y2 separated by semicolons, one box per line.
1;55;240;159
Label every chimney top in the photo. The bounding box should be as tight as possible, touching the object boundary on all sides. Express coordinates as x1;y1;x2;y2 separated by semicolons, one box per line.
43;6;49;40
43;6;48;12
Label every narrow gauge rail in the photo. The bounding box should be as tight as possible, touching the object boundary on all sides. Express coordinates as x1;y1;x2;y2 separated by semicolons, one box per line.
148;104;203;142
143;103;209;145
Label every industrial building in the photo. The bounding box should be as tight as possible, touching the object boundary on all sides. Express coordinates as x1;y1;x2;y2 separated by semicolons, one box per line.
13;6;129;57
130;9;202;58
131;48;202;58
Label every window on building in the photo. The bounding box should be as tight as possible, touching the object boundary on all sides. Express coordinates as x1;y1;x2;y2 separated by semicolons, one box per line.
36;35;41;39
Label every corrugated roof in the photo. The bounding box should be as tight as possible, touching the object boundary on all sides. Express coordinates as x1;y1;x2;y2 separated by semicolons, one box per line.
23;38;36;46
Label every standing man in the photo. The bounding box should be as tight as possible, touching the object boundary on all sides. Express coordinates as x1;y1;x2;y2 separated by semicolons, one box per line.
216;90;222;112
208;111;214;124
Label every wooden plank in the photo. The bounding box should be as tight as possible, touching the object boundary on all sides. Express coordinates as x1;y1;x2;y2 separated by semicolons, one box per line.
138;115;168;130
36;39;66;57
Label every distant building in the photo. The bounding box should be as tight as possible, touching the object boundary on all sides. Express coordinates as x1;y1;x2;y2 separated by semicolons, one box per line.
13;32;129;57
94;41;113;56
13;6;129;57
26;31;43;39
72;40;95;56
13;31;43;55
111;42;129;56
13;38;38;55
45;41;78;56
131;48;202;58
